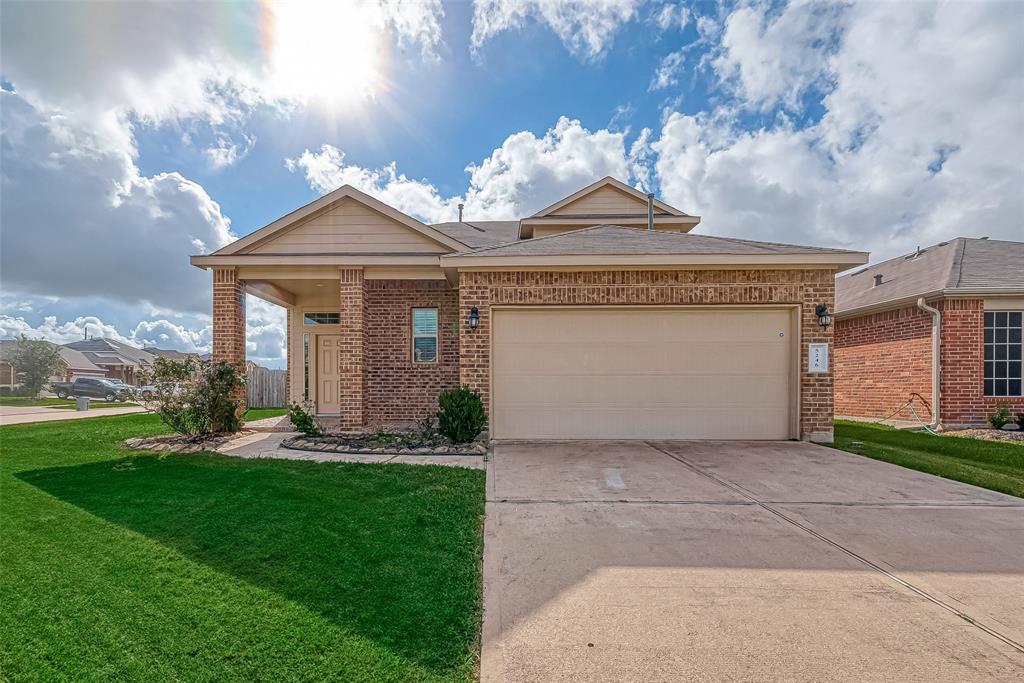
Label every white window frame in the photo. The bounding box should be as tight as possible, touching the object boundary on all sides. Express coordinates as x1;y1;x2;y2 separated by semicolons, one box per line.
411;308;439;364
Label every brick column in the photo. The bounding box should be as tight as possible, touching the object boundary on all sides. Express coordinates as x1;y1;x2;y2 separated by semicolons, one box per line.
458;272;491;414
800;274;835;443
338;268;367;430
212;267;247;413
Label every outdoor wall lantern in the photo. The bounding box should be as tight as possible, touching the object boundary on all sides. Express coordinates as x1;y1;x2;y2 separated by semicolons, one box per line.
467;306;480;330
815;304;833;329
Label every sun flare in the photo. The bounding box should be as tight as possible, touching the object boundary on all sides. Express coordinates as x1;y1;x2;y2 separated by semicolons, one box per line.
264;1;386;109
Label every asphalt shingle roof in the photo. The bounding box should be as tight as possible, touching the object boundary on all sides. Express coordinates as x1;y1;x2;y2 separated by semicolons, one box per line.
447;224;858;257
835;237;1024;314
429;221;520;249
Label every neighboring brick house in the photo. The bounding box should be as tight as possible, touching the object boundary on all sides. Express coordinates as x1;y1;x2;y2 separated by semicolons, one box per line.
0;339;107;389
63;338;156;384
192;177;866;442
835;238;1024;427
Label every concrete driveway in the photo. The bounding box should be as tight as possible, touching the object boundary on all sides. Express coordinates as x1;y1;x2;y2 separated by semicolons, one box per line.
481;440;1024;682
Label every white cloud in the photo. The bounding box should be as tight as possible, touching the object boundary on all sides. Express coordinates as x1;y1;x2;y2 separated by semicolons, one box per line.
204;134;256;170
712;0;844;111
654;0;1024;262
0;315;134;347
653;3;691;32
471;0;640;59
288;116;636;221
650;49;686;91
0;92;234;315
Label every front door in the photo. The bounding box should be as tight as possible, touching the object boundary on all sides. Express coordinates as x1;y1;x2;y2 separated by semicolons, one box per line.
316;335;341;414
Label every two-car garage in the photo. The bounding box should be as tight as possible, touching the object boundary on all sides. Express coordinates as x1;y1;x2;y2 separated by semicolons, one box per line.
491;307;798;440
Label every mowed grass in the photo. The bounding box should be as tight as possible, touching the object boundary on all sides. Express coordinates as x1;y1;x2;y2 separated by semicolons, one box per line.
0;413;485;681
834;420;1024;498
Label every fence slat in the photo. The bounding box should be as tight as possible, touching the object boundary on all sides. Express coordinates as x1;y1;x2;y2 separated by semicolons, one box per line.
246;365;286;408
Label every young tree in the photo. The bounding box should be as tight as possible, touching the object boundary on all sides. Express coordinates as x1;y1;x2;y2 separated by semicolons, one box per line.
8;337;64;398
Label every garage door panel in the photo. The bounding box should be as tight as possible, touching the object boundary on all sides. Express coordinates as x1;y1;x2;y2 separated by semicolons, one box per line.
492;307;794;440
494;341;790;375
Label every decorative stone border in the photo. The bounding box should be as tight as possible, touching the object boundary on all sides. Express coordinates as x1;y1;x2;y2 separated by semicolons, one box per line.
282;435;487;456
125;431;252;454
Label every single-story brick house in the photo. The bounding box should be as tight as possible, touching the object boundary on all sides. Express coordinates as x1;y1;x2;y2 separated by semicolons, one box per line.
835;237;1024;428
191;177;866;442
0;339;107;390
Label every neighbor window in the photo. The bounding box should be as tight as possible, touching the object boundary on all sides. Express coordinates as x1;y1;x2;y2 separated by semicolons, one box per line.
303;312;340;325
412;308;438;363
984;311;1022;396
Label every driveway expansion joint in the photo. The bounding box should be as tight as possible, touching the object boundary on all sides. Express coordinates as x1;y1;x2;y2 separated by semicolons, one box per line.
644;441;1024;656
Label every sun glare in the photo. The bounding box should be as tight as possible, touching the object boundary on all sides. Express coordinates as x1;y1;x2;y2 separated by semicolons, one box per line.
264;1;386;109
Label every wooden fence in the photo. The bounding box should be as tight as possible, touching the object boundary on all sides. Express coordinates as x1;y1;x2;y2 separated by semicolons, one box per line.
246;365;287;408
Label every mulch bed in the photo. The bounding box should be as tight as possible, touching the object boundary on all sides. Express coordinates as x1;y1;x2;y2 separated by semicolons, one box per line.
125;432;253;454
282;433;487;456
943;428;1024;443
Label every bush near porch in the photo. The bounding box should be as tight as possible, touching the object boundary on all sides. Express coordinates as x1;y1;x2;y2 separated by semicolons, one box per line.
0;413;485;681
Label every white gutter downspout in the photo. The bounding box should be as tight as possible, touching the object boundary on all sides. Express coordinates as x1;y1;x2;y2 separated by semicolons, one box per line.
917;297;941;430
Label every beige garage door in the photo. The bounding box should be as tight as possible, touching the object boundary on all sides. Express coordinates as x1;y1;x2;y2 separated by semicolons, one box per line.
492;307;795;440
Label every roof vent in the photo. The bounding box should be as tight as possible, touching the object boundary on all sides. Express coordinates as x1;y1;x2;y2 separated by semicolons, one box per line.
646;193;655;231
937;241;949;246
873;274;884;287
980;235;990;240
905;246;926;259
851;267;869;276
457;203;464;222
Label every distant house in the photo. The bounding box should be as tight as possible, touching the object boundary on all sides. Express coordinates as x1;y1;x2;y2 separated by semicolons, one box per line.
0;339;107;390
835;237;1024;427
63;338;157;385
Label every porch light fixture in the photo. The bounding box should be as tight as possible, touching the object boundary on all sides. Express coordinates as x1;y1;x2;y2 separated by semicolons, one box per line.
467;306;480;330
815;304;832;329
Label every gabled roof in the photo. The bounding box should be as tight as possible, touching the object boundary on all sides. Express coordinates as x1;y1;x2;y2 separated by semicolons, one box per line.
528;176;689;218
0;339;103;372
210;185;468;256
835;237;1024;316
64;338;155;367
441;225;868;268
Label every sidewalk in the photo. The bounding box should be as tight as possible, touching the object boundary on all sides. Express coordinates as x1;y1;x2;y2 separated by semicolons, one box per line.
0;405;147;426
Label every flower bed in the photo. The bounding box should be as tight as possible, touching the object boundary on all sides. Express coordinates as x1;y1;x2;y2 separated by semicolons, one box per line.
943;428;1024;444
282;432;487;456
125;432;251;454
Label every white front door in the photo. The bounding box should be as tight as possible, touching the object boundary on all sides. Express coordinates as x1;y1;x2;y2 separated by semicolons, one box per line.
316;335;341;414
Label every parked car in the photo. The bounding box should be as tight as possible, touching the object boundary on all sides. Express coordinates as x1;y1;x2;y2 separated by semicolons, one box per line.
51;377;131;402
133;384;157;400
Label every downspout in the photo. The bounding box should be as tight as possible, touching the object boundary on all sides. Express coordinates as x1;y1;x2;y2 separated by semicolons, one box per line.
917;297;941;430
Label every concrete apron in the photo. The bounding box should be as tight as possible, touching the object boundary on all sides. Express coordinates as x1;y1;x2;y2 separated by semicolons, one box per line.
481;440;1024;683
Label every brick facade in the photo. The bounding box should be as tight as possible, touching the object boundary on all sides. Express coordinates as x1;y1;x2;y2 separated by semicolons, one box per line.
835;304;934;420
835;298;1024;426
337;268;367;430
364;280;460;427
458;268;837;442
212;267;247;412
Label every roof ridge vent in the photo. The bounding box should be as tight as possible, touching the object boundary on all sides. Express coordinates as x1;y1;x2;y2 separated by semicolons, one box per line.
850;267;869;276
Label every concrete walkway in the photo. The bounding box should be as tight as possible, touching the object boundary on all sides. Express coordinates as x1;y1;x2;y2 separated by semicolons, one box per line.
482;440;1024;682
0;404;147;426
216;431;485;469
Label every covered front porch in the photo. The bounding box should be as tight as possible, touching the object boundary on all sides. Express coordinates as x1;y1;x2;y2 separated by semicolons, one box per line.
208;263;460;430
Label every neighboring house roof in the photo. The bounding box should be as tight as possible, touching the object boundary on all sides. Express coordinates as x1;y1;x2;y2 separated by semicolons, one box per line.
835;237;1024;316
58;347;104;372
146;348;201;361
528;176;689;218
429;221;520;248
64;338;155;367
441;225;868;268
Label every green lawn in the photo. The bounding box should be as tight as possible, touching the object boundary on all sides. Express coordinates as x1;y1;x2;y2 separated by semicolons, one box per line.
243;406;288;421
834;420;1024;498
0;413;486;681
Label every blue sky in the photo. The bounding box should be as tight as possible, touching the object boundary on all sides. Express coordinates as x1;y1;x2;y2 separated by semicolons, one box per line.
2;1;1022;368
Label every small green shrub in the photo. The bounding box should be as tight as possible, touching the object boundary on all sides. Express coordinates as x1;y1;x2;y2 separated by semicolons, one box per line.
436;386;486;444
288;402;321;436
987;403;1012;429
139;357;244;435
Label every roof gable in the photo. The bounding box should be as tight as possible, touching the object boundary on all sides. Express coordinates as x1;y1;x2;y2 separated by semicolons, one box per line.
530;177;688;218
212;185;467;256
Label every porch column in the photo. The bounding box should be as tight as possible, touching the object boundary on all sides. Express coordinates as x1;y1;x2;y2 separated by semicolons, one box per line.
212;266;247;412
338;267;367;430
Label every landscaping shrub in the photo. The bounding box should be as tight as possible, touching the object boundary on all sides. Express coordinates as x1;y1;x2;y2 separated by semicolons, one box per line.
139;357;245;435
436;386;486;443
1017;413;1024;429
987;403;1012;429
288;402;321;436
